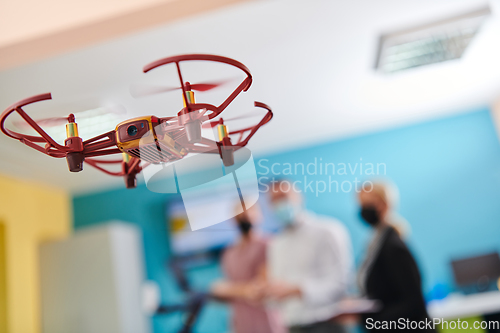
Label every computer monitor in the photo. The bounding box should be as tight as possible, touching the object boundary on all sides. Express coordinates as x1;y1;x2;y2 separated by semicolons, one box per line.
451;252;500;292
166;193;280;258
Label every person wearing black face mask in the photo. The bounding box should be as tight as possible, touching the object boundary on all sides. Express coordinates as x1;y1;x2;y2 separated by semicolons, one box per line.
236;216;253;236
360;206;382;227
357;182;434;332
211;205;286;333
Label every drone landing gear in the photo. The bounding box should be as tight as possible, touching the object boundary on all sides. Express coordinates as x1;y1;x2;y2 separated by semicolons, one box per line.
216;121;235;167
66;152;84;172
184;120;202;143
122;153;142;189
125;173;137;189
64;115;85;172
219;146;234;167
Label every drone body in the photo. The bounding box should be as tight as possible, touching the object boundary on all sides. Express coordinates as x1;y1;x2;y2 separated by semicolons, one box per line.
0;54;272;188
115;115;188;164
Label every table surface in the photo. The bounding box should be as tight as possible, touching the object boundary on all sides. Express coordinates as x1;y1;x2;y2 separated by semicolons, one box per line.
428;291;500;319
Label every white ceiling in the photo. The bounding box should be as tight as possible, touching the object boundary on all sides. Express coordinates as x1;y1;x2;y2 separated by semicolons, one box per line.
1;0;500;194
0;0;172;47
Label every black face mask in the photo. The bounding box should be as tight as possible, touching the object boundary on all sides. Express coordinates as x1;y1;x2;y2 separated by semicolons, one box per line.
237;219;253;236
360;206;381;226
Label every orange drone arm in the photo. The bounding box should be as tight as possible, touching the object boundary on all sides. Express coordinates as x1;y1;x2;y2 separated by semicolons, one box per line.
85;157;142;176
82;131;122;157
85;158;125;176
85;156;145;189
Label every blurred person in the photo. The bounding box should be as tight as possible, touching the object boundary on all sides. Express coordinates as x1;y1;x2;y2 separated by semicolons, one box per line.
264;179;353;333
211;204;287;333
357;181;435;332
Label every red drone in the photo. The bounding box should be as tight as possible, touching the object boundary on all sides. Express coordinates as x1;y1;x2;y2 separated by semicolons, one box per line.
0;54;272;188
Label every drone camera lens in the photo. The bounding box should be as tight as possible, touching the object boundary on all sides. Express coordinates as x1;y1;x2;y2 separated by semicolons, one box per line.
127;125;139;137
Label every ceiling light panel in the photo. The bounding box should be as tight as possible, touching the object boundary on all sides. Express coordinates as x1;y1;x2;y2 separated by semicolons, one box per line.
376;7;491;73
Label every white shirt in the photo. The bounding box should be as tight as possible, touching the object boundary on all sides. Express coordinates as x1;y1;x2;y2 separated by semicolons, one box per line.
267;211;353;326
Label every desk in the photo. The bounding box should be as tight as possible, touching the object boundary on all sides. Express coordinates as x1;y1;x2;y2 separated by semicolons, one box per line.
428;291;500;319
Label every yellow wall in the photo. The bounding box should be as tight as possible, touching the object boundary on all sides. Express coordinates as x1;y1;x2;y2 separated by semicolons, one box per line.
0;174;70;333
0;223;6;333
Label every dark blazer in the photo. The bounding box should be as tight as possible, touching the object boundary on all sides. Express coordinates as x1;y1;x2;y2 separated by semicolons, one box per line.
362;226;435;332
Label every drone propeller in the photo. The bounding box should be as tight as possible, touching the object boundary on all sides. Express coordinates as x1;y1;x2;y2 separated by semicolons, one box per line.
12;105;126;129
202;113;262;129
130;79;232;98
17;116;71;127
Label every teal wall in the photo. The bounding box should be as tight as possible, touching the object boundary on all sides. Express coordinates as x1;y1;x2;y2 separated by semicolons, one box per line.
73;107;500;333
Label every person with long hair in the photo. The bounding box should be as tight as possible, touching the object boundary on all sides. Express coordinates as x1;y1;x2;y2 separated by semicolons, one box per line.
357;181;434;332
211;205;286;333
